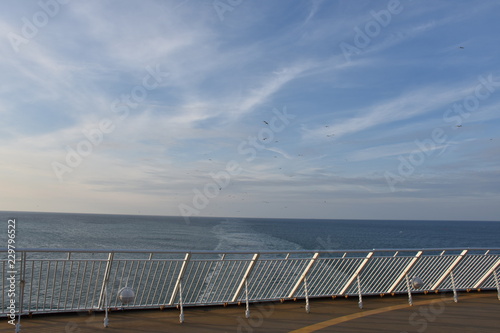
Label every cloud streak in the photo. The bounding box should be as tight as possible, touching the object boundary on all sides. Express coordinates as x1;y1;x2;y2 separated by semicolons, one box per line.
0;1;499;220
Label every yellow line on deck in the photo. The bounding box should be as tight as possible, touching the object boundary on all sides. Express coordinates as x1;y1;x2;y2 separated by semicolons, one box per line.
289;293;491;333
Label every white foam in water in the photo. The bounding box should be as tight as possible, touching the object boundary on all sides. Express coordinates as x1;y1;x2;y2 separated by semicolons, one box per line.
196;219;303;303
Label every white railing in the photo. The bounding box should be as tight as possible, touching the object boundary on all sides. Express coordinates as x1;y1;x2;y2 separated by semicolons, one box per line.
2;248;500;323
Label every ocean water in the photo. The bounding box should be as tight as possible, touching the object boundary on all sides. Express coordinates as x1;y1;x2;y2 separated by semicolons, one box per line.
1;211;499;251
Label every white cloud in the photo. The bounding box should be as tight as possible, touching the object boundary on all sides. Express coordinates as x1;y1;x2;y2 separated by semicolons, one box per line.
0;1;499;219
235;62;315;116
302;82;475;142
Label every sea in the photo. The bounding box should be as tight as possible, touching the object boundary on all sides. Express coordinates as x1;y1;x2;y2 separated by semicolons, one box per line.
1;211;499;252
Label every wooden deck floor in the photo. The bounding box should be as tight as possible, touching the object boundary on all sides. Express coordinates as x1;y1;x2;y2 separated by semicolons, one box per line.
1;291;498;332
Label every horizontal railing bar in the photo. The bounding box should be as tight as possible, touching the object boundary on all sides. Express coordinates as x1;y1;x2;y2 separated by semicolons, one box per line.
15;255;484;264
2;247;499;255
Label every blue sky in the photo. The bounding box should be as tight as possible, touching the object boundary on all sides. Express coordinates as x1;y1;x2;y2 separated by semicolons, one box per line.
1;0;499;220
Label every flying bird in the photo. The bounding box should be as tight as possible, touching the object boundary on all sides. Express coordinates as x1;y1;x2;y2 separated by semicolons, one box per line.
263;121;269;125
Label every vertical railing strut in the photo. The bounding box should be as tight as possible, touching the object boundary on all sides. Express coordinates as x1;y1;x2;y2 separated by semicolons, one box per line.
450;271;458;303
103;285;109;327
304;277;310;313
178;280;184;323
493;270;500;301
405;274;413;306
357;275;363;309
15;251;26;333
244;279;250;318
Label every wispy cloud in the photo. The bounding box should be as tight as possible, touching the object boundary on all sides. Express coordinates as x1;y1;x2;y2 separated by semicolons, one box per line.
235;61;315;116
302;82;475;142
264;146;293;159
1;1;499;219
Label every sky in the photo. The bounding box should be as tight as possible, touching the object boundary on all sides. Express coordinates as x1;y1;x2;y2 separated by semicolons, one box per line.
0;0;499;221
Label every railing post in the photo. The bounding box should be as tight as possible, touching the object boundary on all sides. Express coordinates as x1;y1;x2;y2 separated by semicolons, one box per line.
98;252;114;309
388;251;423;293
288;252;319;299
357;275;363;309
178;280;184;323
15;251;26;333
231;253;259;303
450;271;458;303
103;285;109;327
169;253;191;306
431;250;467;291
493;270;500;301
244;279;250;318
405;274;413;306
339;252;373;296
304;277;310;313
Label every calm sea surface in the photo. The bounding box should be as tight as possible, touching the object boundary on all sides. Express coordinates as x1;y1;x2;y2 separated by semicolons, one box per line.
1;211;499;251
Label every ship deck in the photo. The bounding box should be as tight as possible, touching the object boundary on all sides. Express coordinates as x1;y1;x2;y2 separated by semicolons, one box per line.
2;291;498;333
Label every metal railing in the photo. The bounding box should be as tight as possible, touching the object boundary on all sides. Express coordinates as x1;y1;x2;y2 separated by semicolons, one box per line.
2;248;500;322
